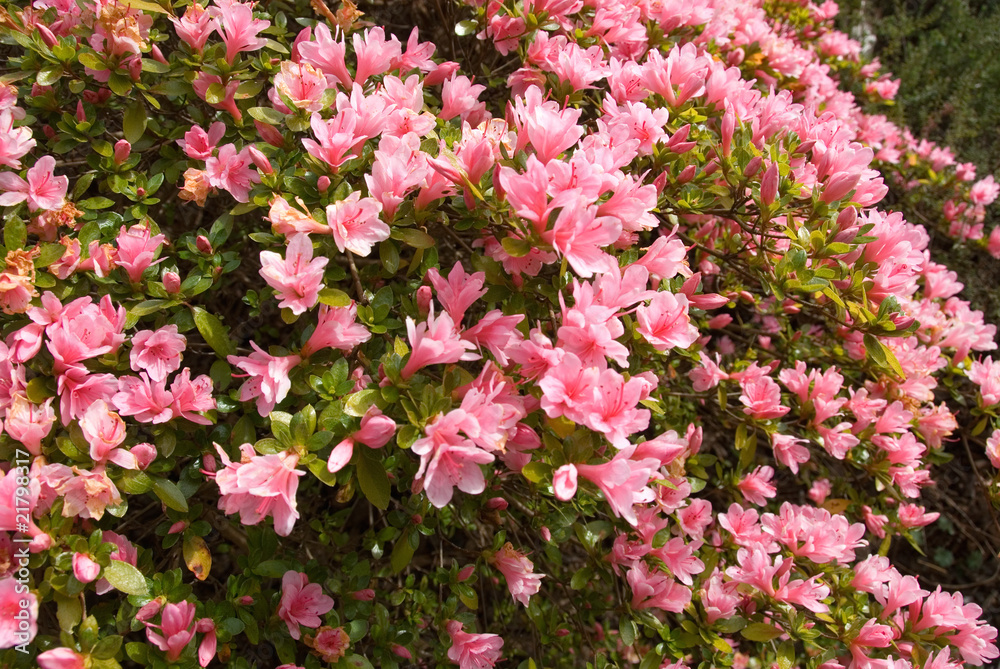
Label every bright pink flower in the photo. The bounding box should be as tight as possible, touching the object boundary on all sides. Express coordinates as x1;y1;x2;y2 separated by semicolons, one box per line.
327;191;388;257
401;307;479;379
171;2;214;52
301;303;371;357
44;294;126;373
192;73;242;121
365;133;429;218
636;291;699;351
277;571;335;639
211;0;268;64
553;464;578;501
72;552;100;583
441;75;486;122
170;368;216;425
271;61;328;113
228;342;301;416
739;375;789;420
327;406;397;473
113;373;174;424
4;394;55;455
37;647;86;669
352;27;401;85
0;155;68;211
426;263;487;324
580;368;651;449
80;399;137;469
298;24;351;87
513;87;584;162
268;195;331;236
303;110;361;170
115;224;166;283
737;466;777;506
490;543;544;607
627;561;692;612
259;233;328;315
412;410;495;507
214;443;305;536
0;576;37;648
205;144;261;203
131;325;186;382
771;433;810;474
970;175;1000;206
146;601;196;661
576;449;660;526
544;197;621;278
446;620;503;669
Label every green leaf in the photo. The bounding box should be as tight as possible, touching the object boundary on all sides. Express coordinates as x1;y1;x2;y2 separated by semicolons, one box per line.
356;448;390;510
130;299;173;317
55;593;82;632
152;478;189;512
619;618;637;646
390;529;416;573
254;560;290;578
318;287;353;307
108;72;133;96
123;100;147;144
193;307;234;357
863;333;904;379
37;66;63;87
455;19;478;36
77;52;105;71
4;216;25;250
248;106;285;125
392;227;436;249
205;82;225;105
91;635;123;660
344;389;380;417
570;566;593;590
776;641;795;669
103;559;149;595
35;242;67;267
740;622;783;642
501;236;532;258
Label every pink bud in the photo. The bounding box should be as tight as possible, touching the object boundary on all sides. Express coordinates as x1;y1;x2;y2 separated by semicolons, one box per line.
254;119;285;148
553;464;578;501
351;589;376;601
136;598;164;622
486;497;507;511
114;139;131;165
540;526;551;542
42;125;56;139
676;164;697;184
416;285;432;317
703;160;720;177
76;101;86;123
129;57;142;81
163;271;181;294
317;176;331;192
652;171;668;194
196;618;216;633
391;644;413;660
743;156;762;178
201;453;217;473
195;235;213;255
239;595;254;605
411;513;422;524
168;521;188;534
721;104;735;158
457;565;475;582
151;45;168;65
132;442;157;469
728;48;745;66
73;553;101;583
247;145;272;174
37;24;58;48
556;628;570;637
760;161;778;206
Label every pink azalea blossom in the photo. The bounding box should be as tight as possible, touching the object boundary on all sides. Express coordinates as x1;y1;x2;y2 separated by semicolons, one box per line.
211;0;269;64
259;233;328;315
4;394;55;455
327;191;388;257
171;2;215;52
489;543;544;607
205;144;261;203
0;576;37;648
426;263;487;324
446;620;503;669
412;410;495;507
37;647;86;669
636;291;699;351
115;224;166;283
738;466;777;506
277;571;335;639
131;325;186;382
145;601;196;661
300;303;371;357
72;552;100;583
739;374;790;420
0;155;68;211
80;399;137;469
113;373;175;424
227;342;301;416
59;466;122;520
214;443;305;536
95;531;137;595
401;307;479;379
170;368;216;425
310;626;351;663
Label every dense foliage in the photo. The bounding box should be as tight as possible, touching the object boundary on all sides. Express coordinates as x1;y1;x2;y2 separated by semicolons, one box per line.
1;0;1000;668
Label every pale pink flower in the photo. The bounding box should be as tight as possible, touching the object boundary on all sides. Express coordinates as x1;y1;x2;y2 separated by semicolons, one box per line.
131;325;186;382
0;576;37;648
327;407;397;472
211;0;268;64
4;394;55;455
59;466;122;520
489;543;544;607
37;647;86;669
271;61;328;113
227;342;301;416
72;553;100;583
771;433;810;474
737;466;777;506
446;620;503;669
426;263;487;324
352;27;401;85
576;450;660;526
298;24;351;87
259;233;328;315
80;399;136;469
169;368;216;425
553;464;578;501
412;410;495;507
627;561;692;612
277;571;334;639
204;144;260;202
171;2;214;52
309;626;351;663
214;444;305;536
300;303;371;357
145;601;196;661
636;291;699;351
440;75;486;122
401;307;479;379
113;373;175;424
327;192;387;257
739;375;789;420
115;224;166;283
268;195;331;235
0;155;68;211
303;110;361;170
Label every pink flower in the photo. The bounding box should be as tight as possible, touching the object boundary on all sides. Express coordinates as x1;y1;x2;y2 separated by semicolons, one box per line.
553;464;578;500
303;110;361;170
268;195;331;236
636;291;699;351
210;0;269;64
214;444;305;536
441;75;486;122
737;466;777;506
308;626;351;663
401;308;479;379
426;263;487;324
0;155;68;211
115;224;166;283
171;2;214;52
771;433;810;474
627;561;692;612
227;342;301;416
95;531;137;595
0;576;37;648
576;450;660;526
259;233;328;315
277;571;334;639
327;191;388;257
72;552;100;583
205;144;260;203
145;601;196;661
446;620;503;669
131;325;186;382
412;410;495;507
300;303;371;356
192;74;242;121
170;368;216;425
352;27;401;86
970;175;1000;206
489;543;544;606
739;375;789;420
80;399;137;469
59;467;122;520
4;394;55;455
37;647;86;669
113;373;174;424
271;61;328;113
298;24;351;87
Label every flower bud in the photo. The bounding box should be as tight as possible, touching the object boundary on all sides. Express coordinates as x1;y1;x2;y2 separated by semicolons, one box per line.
248;145;272;174
42;125;56;139
37;24;58;48
351;589;376;601
73;553;100;583
721;104;735;158
540;526;551;542
129;56;142;81
168;521;188;534
391;645;412;660
151;44;168;65
317;176;331;192
457;565;475;582
114;139;131;165
676;164;697;184
163;271;181;293
254;119;285;148
76;101;86;123
195;235;213;255
238;596;254;605
136;597;165;622
743;156;762;178
486;497;508;510
132;442;157;469
416;285;432;317
760;161;778;206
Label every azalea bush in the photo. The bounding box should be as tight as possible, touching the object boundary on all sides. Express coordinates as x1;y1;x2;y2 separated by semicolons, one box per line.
2;0;1000;668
